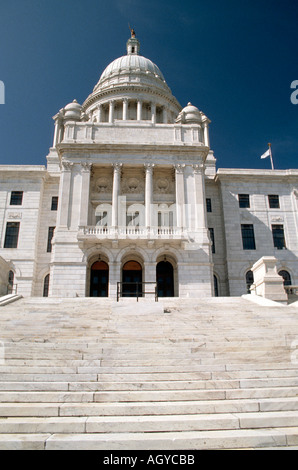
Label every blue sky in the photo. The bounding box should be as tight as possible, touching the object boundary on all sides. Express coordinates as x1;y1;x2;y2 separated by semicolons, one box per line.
0;0;297;170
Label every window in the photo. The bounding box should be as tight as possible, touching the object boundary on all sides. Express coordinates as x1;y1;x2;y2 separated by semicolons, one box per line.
209;228;215;253
47;227;55;253
268;195;280;209
51;196;58;211
241;224;256;250
206;198;212;213
4;222;20;248
238;194;250;208
272;224;286;249
10;191;23;206
43;274;50;297
246;270;254;293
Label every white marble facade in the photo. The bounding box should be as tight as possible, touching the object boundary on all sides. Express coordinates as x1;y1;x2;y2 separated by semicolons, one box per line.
0;33;297;299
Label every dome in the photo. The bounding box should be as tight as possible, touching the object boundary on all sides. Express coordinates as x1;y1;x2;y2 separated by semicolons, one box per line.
64;100;82;121
97;54;166;89
82;33;181;117
176;102;202;124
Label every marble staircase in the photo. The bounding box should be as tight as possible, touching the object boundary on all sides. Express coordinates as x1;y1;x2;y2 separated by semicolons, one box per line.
0;296;298;449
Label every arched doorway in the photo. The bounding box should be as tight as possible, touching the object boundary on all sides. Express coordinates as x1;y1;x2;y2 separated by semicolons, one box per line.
122;260;142;297
90;261;109;297
279;270;292;287
156;261;174;297
246;270;254;293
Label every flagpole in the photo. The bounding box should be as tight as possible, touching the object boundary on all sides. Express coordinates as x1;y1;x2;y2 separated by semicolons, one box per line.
268;143;274;170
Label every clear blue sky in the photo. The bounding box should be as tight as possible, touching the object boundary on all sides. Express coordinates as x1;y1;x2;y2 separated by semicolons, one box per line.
0;0;297;170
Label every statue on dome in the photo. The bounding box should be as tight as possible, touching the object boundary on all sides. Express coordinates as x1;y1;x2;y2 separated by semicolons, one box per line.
129;24;136;38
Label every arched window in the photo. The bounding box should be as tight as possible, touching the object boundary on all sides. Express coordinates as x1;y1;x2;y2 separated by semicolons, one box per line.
246;270;254;293
278;270;292;287
43;274;50;297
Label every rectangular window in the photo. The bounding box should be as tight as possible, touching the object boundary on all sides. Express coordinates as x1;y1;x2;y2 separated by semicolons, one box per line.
209;228;215;253
241;224;256;250
51;196;58;211
4;222;20;248
10;191;23;206
272;224;286;249
47;226;55;253
238;194;250;208
268;195;280;209
206;198;212;213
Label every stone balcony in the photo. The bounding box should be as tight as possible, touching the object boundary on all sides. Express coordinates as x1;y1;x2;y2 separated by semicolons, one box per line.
77;225;186;241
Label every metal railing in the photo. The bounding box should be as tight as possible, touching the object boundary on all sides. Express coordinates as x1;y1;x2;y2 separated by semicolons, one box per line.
117;282;158;302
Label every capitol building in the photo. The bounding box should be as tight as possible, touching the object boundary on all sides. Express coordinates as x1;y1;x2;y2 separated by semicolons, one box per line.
0;32;297;301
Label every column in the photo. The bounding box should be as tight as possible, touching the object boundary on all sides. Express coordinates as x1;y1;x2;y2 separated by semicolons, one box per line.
122;98;128;120
137;100;142;121
144;163;154;228
192;164;208;230
79;162;92;227
57;160;73;227
53;119;60;147
203;121;210;147
97;105;102;123
111;163;122;227
163;107;168;124
151;103;156;124
109;100;115;123
174;164;185;229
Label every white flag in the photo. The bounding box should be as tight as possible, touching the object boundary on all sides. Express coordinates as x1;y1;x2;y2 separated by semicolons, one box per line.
260;149;270;159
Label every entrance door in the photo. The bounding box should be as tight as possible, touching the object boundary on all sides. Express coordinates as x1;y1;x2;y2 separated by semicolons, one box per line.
122;261;142;297
156;261;174;297
90;261;109;297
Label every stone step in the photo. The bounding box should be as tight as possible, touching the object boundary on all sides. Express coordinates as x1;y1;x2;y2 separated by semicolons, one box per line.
2;411;298;435
28;428;298;450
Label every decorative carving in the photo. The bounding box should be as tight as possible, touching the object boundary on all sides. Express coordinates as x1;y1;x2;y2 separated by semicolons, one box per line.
112;163;122;174
192;163;204;174
122;177;144;194
61;160;73;171
7;213;22;220
293;189;298;199
173;164;185;174
144;163;155;173
81;162;92;172
95;177;112;193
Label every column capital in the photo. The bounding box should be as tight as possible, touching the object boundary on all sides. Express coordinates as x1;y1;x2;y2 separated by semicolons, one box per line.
112;163;123;174
192;163;205;174
81;161;92;172
144;163;155;173
173;163;185;174
61;160;73;172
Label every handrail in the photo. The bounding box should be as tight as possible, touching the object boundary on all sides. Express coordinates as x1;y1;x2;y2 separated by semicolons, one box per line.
117;282;158;302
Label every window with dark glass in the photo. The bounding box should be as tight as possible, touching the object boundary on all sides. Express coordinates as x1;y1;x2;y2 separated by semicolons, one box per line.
272;224;286;249
206;198;212;213
10;191;23;206
51;196;58;211
238;194;250;208
209;228;215;253
241;224;256;250
4;222;20;248
47;226;55;253
268;195;280;209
